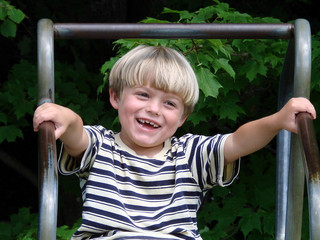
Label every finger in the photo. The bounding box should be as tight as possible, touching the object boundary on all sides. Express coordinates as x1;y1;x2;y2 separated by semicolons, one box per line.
33;105;54;131
292;98;316;119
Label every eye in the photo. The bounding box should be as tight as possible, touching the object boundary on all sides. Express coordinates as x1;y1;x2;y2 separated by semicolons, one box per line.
136;92;149;98
164;100;176;108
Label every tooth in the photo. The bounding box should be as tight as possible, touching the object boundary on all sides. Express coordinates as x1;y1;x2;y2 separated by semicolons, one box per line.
151;122;159;127
138;119;159;128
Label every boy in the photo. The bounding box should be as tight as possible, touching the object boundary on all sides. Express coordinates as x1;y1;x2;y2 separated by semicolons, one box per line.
33;45;316;239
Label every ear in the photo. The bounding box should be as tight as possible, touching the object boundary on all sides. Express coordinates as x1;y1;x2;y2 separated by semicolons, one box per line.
178;114;188;127
109;88;120;110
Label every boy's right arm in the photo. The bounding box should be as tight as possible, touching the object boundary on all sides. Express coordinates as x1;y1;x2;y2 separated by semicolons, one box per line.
33;103;89;159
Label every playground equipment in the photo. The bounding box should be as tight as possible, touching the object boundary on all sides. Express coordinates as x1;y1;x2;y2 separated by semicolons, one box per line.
37;18;320;239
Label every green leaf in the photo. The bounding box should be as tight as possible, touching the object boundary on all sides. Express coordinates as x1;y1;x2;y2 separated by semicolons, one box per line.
100;57;119;74
0;5;7;20
218;92;245;121
162;7;180;14
140;17;170;24
0;19;17;37
208;39;231;58
0;125;23;142
212;58;235;78
178;10;193;21
14;100;34;119
192;6;216;23
162;7;193;22
262;211;275;236
57;225;76;239
8;8;25;23
241;60;268;82
196;67;222;98
239;211;262;237
187;110;208;126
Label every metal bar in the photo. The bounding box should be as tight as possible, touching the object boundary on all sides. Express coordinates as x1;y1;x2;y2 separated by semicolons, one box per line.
275;38;294;240
54;23;294;39
38;122;58;240
297;112;320;240
297;113;320;180
285;135;304;240
293;19;320;240
38;19;55;104
293;19;311;99
37;18;58;240
284;18;312;240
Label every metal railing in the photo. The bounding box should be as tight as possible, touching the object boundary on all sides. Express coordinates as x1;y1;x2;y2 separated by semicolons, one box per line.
37;18;320;239
297;113;320;239
37;19;57;240
276;19;313;240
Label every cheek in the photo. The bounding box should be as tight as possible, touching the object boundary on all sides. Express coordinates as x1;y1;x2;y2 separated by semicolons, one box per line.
166;111;185;127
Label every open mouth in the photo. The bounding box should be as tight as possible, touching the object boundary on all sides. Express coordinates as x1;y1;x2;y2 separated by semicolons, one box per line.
137;119;160;128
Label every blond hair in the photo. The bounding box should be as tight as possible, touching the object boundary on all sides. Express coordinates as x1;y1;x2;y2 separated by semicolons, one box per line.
109;45;199;116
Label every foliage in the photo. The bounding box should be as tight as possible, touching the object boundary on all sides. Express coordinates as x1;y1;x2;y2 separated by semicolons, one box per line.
0;2;115;143
0;0;25;37
0;57;115;143
0;1;28;143
0;60;36;142
0;207;38;240
0;207;81;240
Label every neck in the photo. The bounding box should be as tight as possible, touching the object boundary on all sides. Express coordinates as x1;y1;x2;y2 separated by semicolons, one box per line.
119;133;164;158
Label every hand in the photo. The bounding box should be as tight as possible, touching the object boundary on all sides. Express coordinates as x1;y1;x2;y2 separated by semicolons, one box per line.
277;97;316;134
33;103;79;140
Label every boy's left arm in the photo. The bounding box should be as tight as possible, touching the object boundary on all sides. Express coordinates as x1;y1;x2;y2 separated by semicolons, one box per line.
224;97;316;164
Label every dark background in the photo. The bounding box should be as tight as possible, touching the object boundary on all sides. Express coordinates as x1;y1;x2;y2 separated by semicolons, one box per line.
1;0;319;225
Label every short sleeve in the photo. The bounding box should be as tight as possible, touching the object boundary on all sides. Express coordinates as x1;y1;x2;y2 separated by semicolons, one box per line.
57;126;108;178
183;133;240;191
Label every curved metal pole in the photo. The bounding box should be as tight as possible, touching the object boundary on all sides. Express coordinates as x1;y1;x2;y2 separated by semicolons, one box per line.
297;113;320;240
285;19;312;240
275;39;294;240
37;18;58;240
293;21;319;239
275;18;311;240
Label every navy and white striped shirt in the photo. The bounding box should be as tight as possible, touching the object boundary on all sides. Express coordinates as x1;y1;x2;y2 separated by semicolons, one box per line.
58;125;240;239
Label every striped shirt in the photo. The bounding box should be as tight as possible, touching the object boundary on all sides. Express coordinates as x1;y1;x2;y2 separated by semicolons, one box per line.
58;125;240;239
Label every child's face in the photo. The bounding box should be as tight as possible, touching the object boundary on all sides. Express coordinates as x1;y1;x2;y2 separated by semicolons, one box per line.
109;84;187;157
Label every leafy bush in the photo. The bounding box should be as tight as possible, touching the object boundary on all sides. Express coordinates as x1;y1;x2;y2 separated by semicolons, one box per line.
0;208;38;240
0;0;25;37
0;207;81;240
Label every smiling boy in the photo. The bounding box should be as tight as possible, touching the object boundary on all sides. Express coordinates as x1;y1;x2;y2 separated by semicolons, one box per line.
33;45;316;239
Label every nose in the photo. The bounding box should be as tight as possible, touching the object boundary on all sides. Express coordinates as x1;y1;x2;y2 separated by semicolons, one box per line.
146;99;161;115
